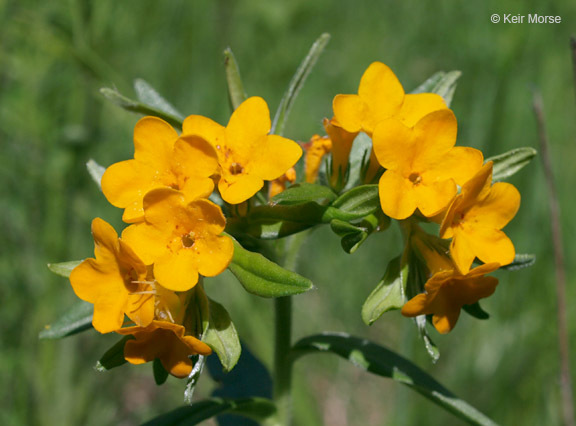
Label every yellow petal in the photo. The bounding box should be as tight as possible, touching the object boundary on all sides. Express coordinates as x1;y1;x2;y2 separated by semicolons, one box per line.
411;109;458;170
463;225;516;267
357;62;404;134
182;115;226;148
332;94;364;133
424;147;484;186
399;93;447;127
101;160;156;209
378;171;417;220
413;179;457;217
372;118;416;173
466;182;520;230
92;292;127;333
248;135;302;181
121;221;168;265
449;229;477;274
432;309;460;334
133;117;178;170
195;235;234;277
226;97;271;156
459;162;493;209
173;135;219;178
154;250;199;291
219;174;263;204
401;294;430;317
181;335;212;356
186;199;227;236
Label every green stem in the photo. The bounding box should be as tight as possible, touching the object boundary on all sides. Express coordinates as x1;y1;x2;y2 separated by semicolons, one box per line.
272;232;307;426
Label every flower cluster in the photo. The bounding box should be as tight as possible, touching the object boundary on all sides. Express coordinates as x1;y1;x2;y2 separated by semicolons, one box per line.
310;62;521;333
70;96;302;376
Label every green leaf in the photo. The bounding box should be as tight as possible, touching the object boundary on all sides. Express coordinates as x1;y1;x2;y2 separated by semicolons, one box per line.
86;159;105;191
134;79;184;120
142;397;277;426
411;70;462;107
95;336;132;371
223;48;248;110
204;298;241;373
39;301;93;339
228;239;314;297
362;256;406;325
271;33;330;135
463;302;490;320
500;253;536;271
185;355;207;404
331;185;379;218
291;333;497;426
99;87;183;128
47;260;82;278
486;147;537;182
153;358;169;385
271;183;337;206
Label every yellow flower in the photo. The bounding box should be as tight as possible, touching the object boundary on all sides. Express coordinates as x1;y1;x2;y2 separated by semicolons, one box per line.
122;188;234;292
70;218;154;333
333;61;448;136
440;162;520;274
182;97;302;204
401;263;499;334
116;320;212;378
269;167;297;198
409;225;454;276
372;110;483;220
101;116;218;223
303;134;332;184
323;118;357;191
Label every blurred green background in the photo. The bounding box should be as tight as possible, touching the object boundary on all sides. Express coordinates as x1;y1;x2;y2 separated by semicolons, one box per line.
2;0;576;424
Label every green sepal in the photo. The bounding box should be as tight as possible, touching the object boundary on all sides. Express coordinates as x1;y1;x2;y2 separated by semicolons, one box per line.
463;302;490;320
501;253;536;271
411;70;462;107
99;87;183;129
486;147;537;182
86;159;105;191
47;260;82;278
272;33;331;135
223;48;248;111
203;298;241;373
153;358;169;385
271;183;337;206
133;79;185;121
290;333;497;426
362;256;406;325
39;301;93;339
95;335;132;372
142;397;277;426
228;240;313;297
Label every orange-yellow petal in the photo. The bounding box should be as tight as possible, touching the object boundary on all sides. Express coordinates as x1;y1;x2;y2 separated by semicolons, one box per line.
411;110;458;170
449;229;477;275
462;225;516;267
173;135;219;179
379;171;417;220
413;179;457;217
466;182;521;230
154;250;200;291
372;118;417;173
225;96;271;157
133;117;179;170
195;235;234;277
219;174;263;204
182;115;226;148
399;93;447;127
400;293;430;316
332;94;364;133
248;135;302;181
423;147;484;187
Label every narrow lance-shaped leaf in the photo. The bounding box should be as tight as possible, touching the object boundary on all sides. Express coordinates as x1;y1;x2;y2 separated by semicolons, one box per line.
228;239;313;297
203;298;241;373
410;70;462;107
362;256;406;325
95;336;132;371
47;260;82;278
290;333;497;426
134;79;184;120
39;301;93;339
500;253;536;271
86;159;105;191
411;71;446;94
100;87;183;128
486;147;537;182
272;33;331;135
142;397;277;426
224;48;248;111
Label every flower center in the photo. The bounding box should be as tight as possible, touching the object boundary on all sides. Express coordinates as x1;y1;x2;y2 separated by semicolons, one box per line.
181;232;196;248
229;162;244;175
409;172;422;185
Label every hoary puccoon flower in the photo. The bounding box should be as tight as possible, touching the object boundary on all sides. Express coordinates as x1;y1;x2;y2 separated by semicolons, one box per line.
440;161;520;274
303;134;332;184
101;116;219;223
401;263;500;334
116;320;212;378
182;96;302;204
122;188;234;292
332;61;448;136
372;109;483;220
323;118;357;191
69;218;154;333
